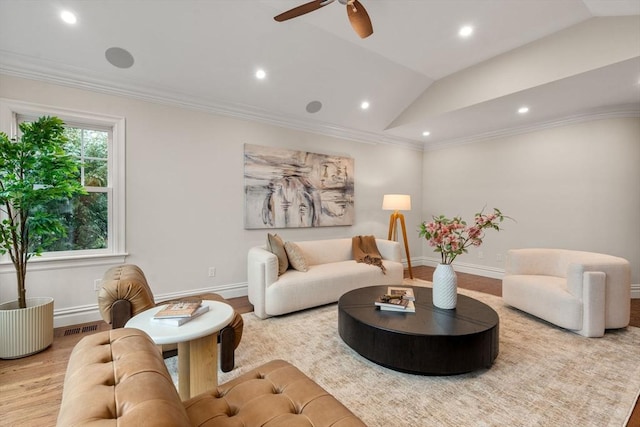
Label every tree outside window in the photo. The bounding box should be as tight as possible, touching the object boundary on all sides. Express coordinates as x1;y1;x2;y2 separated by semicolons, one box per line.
24;122;110;253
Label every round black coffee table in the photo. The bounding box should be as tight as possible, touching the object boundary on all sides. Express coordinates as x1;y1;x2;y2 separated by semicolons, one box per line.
338;285;499;375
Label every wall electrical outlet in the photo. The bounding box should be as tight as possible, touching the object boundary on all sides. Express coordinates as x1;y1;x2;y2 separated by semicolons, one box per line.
93;279;102;291
478;251;484;259
208;267;216;277
496;253;504;262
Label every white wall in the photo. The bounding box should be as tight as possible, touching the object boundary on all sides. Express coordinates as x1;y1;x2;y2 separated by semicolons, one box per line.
1;74;638;327
0;75;423;326
422;116;640;287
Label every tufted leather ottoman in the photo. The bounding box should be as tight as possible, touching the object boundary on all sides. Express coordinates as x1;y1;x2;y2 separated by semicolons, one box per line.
57;329;366;427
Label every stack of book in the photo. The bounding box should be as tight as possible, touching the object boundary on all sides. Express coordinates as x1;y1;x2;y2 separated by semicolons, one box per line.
151;300;209;326
374;287;416;313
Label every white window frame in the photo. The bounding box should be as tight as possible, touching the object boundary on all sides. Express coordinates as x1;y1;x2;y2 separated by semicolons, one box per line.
0;98;126;270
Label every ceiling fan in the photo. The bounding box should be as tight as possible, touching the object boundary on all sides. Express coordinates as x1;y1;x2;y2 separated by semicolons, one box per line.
274;0;373;39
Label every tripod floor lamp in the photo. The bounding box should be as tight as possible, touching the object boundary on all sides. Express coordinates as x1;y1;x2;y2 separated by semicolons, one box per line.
382;194;413;279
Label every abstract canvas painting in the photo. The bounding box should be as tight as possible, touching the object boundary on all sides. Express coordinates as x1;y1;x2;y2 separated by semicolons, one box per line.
244;144;354;229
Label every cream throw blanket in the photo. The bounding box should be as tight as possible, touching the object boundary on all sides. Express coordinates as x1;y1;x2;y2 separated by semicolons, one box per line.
352;235;386;274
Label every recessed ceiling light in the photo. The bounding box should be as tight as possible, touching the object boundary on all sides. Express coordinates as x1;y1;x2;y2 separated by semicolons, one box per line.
422;131;431;137
255;69;266;80
518;106;530;114
360;101;370;110
60;10;77;25
459;25;473;38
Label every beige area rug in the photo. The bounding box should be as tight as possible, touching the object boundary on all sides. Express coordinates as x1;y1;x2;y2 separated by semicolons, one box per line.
166;279;640;426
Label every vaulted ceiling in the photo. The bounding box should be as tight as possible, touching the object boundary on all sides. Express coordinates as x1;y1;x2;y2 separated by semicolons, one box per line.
1;0;638;150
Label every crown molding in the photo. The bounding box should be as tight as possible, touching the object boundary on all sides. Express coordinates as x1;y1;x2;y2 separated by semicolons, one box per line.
3;52;637;154
0;52;424;152
423;104;640;151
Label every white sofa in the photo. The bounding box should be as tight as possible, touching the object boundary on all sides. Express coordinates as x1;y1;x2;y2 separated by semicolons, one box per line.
502;248;631;337
248;238;404;319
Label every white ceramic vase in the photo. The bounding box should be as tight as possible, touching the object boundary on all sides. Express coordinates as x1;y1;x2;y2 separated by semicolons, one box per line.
432;263;457;309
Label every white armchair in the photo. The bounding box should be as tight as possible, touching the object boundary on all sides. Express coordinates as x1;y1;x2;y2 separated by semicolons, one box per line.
502;248;631;337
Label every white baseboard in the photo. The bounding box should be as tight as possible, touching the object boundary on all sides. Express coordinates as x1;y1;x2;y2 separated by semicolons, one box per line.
53;282;250;328
52;266;640;327
154;282;248;302
412;256;505;279
54;304;104;328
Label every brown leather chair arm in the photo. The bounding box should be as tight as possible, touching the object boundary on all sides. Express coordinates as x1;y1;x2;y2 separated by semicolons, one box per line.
219;326;235;373
98;264;155;325
110;299;133;328
181;293;244;349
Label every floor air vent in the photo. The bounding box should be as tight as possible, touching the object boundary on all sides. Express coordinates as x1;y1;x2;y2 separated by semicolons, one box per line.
63;327;82;336
82;324;98;333
57;322;103;338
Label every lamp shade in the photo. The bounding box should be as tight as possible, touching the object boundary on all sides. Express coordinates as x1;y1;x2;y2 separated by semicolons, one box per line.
382;194;411;211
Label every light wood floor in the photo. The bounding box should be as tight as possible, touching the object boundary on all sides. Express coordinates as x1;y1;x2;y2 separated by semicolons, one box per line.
1;266;638;426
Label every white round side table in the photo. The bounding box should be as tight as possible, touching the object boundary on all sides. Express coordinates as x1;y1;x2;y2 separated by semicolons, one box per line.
125;300;234;399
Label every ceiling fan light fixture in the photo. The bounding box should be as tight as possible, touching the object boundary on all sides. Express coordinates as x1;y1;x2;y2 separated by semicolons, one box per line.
275;0;373;39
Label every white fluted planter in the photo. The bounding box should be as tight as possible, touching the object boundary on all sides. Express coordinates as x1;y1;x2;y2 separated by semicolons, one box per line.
0;297;54;359
432;264;457;309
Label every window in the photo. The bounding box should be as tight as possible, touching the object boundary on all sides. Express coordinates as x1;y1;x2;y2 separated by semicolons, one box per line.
0;99;126;266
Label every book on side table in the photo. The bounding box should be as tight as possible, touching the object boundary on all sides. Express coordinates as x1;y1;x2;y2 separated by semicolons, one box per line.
151;300;209;326
151;305;209;326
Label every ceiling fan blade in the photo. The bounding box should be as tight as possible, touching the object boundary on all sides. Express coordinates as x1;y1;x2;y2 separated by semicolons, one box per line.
346;0;373;38
274;0;331;22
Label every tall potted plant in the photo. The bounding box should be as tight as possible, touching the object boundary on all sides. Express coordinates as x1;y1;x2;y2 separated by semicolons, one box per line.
0;116;85;358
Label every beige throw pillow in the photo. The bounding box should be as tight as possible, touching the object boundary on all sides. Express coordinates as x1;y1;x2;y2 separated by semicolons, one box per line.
267;233;289;275
284;241;308;272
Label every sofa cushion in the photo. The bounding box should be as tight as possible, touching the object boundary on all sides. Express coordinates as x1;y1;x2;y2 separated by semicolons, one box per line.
503;274;582;330
183;359;366;427
294;238;354;265
267;233;289;275
285;241;308;272
265;260;403;316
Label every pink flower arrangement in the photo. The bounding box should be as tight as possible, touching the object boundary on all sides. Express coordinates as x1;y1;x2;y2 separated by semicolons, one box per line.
419;208;508;265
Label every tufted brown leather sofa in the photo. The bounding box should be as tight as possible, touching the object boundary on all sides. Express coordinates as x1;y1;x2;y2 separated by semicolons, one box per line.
57;328;366;427
97;264;243;371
